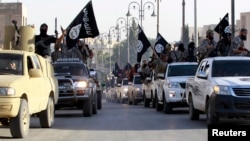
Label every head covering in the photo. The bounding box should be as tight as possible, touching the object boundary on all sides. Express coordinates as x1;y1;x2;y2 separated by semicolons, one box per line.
40;23;48;28
240;28;247;33
206;29;214;35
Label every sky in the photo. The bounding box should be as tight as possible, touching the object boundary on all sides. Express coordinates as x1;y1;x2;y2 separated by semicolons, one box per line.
4;0;250;43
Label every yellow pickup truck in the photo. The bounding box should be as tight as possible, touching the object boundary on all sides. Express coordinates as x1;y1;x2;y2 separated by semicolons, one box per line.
0;50;58;138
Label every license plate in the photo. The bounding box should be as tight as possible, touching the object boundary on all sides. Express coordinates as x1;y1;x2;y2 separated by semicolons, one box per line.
63;83;71;87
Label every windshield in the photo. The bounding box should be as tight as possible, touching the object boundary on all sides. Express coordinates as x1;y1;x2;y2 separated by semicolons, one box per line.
134;76;142;84
53;64;88;76
167;64;198;77
0;53;23;75
212;60;250;77
123;79;129;85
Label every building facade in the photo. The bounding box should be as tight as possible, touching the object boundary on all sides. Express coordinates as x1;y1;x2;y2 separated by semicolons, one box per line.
236;12;250;50
0;2;27;48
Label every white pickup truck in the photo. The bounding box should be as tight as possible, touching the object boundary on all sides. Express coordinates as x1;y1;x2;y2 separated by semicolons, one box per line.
186;57;250;125
156;62;198;113
115;78;129;103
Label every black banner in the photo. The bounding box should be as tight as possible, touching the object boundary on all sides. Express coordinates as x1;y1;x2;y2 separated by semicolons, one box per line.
154;33;168;57
66;1;99;48
214;13;230;36
137;25;151;63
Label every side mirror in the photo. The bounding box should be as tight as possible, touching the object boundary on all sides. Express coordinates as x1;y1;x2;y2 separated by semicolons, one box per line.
29;69;42;78
90;70;97;77
146;77;152;81
197;71;207;79
157;73;165;79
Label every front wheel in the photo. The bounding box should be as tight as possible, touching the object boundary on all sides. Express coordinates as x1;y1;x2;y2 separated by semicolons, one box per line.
206;99;219;125
97;91;102;110
156;97;163;111
189;94;200;120
163;101;172;114
10;99;30;138
83;96;93;117
39;96;55;128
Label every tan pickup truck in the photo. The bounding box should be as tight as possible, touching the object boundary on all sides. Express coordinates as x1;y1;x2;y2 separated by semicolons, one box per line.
0;50;58;138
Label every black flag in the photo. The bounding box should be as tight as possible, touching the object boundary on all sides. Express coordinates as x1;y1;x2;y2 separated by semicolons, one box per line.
137;25;151;63
154;33;168;57
124;62;132;71
112;62;121;77
214;13;230;37
66;1;99;49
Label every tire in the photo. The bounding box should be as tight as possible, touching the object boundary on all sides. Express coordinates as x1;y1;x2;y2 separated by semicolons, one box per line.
144;95;150;107
10;99;30;138
92;94;98;115
206;99;219;125
97;91;102;110
83;96;93;117
39;96;55;128
132;93;138;105
163;101;173;114
152;91;156;108
189;94;200;120
156;97;163;111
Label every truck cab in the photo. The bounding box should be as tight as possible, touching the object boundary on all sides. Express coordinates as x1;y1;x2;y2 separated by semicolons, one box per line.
186;57;250;124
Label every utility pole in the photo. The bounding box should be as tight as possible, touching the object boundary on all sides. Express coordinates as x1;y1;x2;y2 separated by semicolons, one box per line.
156;0;160;33
231;0;235;38
194;0;198;47
182;0;185;44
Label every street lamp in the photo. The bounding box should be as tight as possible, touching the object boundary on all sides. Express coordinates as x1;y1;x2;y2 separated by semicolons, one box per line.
155;0;161;33
94;33;108;69
125;15;139;64
126;0;156;30
116;17;127;66
108;26;116;74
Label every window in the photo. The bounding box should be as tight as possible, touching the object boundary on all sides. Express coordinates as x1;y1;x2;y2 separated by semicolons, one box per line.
53;63;88;76
134;76;142;84
167;64;198;77
0;53;23;75
32;55;41;69
212;60;250;77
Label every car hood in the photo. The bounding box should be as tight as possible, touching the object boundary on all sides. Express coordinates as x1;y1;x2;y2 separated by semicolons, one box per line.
167;76;193;83
213;77;250;86
56;75;89;81
133;84;142;89
0;75;25;87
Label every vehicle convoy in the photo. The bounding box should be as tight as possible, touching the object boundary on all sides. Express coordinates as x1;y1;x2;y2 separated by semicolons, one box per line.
115;78;129;103
157;62;198;113
52;58;98;117
0;50;58;138
186;57;250;124
127;74;144;105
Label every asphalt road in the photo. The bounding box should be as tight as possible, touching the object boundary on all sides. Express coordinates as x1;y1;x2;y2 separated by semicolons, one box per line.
2;100;248;141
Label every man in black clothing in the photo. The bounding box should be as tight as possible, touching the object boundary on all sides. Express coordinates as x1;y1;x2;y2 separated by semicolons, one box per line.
35;23;57;57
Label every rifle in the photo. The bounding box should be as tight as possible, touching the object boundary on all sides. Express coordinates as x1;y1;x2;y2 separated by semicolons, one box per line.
12;20;20;46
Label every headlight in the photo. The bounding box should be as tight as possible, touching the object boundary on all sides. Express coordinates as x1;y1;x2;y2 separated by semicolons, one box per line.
74;81;88;88
123;88;128;92
213;86;230;95
0;88;15;96
136;88;140;91
167;82;180;88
